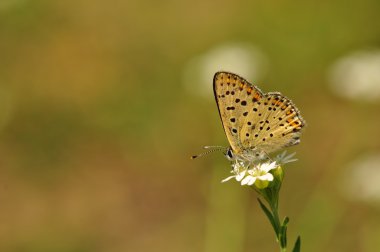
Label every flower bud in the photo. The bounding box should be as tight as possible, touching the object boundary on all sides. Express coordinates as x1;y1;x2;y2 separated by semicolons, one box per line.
273;166;284;182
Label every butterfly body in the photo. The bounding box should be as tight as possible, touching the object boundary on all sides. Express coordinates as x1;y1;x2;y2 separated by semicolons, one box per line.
213;71;306;162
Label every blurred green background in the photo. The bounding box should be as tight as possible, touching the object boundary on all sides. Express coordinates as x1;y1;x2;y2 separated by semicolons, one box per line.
1;0;380;251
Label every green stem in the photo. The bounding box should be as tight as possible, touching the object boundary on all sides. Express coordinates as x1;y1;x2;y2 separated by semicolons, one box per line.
271;203;286;251
261;188;286;252
255;168;301;252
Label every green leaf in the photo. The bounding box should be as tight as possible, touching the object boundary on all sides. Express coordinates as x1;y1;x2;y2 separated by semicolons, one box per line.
280;226;287;247
282;216;290;227
292;236;301;252
280;216;289;247
257;198;279;235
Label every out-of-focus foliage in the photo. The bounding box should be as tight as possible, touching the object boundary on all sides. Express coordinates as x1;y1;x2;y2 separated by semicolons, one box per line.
1;0;380;251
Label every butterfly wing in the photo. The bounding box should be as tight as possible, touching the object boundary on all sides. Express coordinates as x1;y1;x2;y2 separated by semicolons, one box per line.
239;92;306;154
213;71;264;154
213;71;306;156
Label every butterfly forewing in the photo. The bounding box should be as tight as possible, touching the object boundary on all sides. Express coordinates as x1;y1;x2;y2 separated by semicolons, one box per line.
213;71;306;157
213;72;264;154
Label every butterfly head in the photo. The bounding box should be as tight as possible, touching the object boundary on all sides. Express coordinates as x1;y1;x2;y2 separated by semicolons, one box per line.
225;146;269;163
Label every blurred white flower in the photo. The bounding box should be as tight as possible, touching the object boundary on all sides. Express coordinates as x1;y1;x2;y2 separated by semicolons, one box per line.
328;49;380;102
183;42;268;99
340;153;380;204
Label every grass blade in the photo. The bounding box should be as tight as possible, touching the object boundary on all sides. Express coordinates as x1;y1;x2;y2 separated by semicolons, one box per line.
292;236;301;252
257;198;279;235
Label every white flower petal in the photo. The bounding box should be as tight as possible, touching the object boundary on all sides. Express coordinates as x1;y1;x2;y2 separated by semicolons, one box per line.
261;161;277;172
269;161;278;169
236;171;246;181
232;163;240;171
246;169;254;176
258;173;274;181
284;158;298;164
240;177;248;185
275;151;298;165
246;176;256;185
232;161;244;170
284;152;296;159
278;151;287;159
221;175;236;183
241;176;255;185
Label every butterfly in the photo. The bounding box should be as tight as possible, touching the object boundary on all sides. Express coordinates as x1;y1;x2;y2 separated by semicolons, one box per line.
193;71;306;162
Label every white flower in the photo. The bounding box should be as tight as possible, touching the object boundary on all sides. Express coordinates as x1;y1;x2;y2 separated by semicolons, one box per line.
241;162;278;186
182;42;268;99
275;151;298;165
222;160;279;187
328;49;380;102
221;161;248;183
340;153;380;205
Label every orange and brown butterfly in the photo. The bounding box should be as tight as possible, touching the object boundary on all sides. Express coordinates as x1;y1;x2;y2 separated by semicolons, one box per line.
192;71;306;161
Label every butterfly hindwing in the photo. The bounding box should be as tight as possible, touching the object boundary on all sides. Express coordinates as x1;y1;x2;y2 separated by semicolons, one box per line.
241;92;305;154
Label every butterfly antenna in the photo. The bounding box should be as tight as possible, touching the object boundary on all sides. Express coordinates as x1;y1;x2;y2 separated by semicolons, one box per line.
191;146;227;159
203;145;225;149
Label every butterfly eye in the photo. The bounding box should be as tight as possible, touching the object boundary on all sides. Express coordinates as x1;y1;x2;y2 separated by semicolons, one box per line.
226;148;234;160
